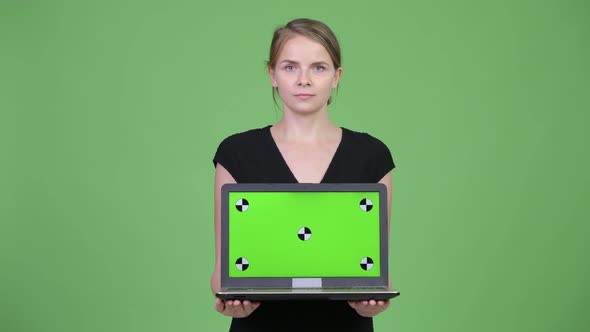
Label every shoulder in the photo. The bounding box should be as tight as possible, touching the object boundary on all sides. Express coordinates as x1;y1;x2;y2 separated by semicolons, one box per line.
213;125;272;170
342;127;392;155
341;127;396;176
213;125;279;182
217;125;270;148
323;127;395;182
215;125;271;157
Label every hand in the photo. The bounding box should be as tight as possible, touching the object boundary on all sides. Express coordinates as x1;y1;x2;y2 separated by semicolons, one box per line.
215;298;261;318
348;299;390;317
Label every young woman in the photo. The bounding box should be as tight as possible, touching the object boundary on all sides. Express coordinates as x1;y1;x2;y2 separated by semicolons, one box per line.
211;18;395;332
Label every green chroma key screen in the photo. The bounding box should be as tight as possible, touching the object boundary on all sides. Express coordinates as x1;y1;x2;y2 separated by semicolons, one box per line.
228;191;381;278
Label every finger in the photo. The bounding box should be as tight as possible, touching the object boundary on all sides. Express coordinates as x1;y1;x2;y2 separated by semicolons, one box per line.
225;300;240;312
242;300;260;309
233;304;248;317
224;300;234;309
247;301;261;311
223;301;243;316
349;300;363;308
351;300;369;309
215;298;225;313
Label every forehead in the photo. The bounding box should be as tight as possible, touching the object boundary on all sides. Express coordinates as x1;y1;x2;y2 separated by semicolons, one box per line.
277;35;331;63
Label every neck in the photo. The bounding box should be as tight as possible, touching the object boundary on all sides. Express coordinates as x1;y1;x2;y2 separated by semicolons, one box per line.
272;108;339;143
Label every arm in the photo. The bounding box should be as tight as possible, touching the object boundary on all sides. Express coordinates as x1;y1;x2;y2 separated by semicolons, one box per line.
349;171;393;317
382;171;393;289
211;163;260;317
210;163;235;295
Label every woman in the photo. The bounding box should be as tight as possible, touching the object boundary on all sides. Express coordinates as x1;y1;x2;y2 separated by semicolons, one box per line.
212;18;395;331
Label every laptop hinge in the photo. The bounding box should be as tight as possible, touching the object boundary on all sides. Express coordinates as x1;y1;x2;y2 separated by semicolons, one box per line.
292;278;322;288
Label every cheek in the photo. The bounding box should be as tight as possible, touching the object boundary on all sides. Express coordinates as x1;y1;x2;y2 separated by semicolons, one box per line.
275;76;292;87
321;80;337;92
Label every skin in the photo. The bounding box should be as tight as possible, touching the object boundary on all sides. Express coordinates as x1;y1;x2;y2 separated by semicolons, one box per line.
212;34;393;318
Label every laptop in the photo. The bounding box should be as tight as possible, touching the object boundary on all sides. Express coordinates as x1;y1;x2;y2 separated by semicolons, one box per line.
215;183;400;301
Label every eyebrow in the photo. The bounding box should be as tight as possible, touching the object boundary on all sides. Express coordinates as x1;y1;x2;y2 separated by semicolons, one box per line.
280;59;330;66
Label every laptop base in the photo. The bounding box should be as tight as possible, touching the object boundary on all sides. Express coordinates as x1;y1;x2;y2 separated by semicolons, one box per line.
216;288;400;301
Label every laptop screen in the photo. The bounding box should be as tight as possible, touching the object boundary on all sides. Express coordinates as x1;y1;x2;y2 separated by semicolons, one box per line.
220;183;389;287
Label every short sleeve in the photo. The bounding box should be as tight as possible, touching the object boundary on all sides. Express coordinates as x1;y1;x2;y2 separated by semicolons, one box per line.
212;135;241;180
369;135;395;182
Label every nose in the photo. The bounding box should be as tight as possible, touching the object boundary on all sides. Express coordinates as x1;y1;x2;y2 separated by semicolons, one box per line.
297;71;311;86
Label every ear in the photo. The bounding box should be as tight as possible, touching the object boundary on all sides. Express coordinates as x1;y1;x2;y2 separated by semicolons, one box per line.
268;67;278;87
332;67;343;88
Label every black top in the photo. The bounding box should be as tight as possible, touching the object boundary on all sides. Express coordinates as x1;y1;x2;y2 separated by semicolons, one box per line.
212;125;395;332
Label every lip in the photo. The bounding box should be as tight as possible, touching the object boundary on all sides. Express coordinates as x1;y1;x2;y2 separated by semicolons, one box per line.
294;94;315;99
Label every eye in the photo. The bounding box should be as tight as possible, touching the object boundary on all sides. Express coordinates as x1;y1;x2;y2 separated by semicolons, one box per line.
284;65;295;71
313;65;326;72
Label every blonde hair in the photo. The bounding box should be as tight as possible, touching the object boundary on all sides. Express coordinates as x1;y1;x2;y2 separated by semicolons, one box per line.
267;18;342;107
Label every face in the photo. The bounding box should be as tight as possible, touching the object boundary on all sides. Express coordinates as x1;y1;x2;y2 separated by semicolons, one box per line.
269;35;342;115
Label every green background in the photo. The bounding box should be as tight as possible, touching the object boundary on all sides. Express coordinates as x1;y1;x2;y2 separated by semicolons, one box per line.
228;192;381;277
1;0;588;331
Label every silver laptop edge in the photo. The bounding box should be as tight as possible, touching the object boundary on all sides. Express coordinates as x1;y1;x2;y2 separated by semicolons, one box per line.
220;183;390;289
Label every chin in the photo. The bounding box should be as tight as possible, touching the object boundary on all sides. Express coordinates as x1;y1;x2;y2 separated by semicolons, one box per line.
285;102;327;114
288;107;323;115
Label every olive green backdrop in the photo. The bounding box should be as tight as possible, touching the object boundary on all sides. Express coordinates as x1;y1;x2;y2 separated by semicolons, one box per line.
1;0;588;331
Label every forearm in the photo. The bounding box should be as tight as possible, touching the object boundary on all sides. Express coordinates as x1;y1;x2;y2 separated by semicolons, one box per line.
211;262;221;295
